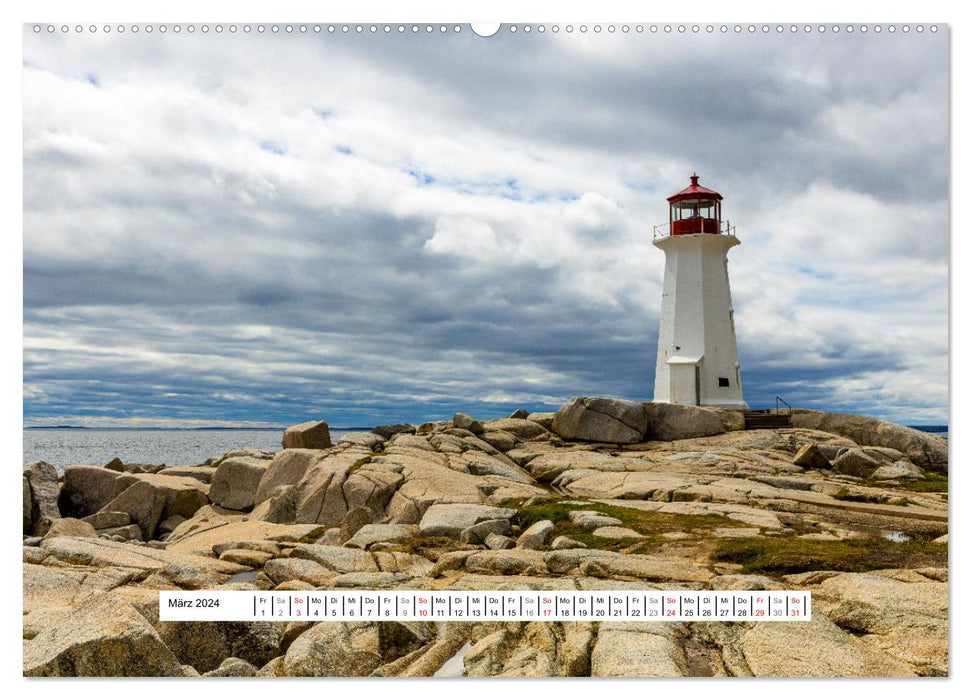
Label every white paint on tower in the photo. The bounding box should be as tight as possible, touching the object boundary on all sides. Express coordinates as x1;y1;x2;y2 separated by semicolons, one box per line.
653;175;747;409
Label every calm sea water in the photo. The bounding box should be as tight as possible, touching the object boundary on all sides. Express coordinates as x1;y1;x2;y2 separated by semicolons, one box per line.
23;428;353;471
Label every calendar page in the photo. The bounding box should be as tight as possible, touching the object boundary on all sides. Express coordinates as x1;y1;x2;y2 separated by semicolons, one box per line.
21;7;949;682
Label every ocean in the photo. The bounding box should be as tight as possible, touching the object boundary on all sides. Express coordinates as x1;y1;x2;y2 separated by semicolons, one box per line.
22;428;354;471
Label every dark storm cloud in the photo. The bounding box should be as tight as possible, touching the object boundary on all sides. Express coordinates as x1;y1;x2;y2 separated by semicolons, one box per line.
22;26;948;426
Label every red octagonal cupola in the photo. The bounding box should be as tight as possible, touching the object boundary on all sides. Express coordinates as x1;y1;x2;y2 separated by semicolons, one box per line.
667;173;723;236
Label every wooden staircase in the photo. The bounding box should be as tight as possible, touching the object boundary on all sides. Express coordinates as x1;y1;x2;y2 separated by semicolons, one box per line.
743;409;792;430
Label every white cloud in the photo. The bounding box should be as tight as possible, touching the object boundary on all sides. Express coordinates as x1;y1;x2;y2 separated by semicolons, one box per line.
22;27;949;425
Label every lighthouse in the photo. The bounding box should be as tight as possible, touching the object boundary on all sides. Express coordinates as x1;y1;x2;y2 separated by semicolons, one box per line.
652;174;747;409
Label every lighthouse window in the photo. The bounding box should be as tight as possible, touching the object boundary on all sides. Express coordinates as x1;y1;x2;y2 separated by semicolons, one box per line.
673;200;717;220
718;377;730;387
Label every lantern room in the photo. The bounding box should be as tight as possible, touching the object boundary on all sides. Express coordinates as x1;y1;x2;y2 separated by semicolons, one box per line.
668;173;723;236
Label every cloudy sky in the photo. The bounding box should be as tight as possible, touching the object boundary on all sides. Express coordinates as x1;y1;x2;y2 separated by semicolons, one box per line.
22;24;949;428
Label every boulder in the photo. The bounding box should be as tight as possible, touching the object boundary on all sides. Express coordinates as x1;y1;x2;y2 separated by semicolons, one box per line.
416;421;451;435
211;539;283;557
371;424;416;440
292;450;401;526
526;412;556;430
42;517;97;540
157;466;217;484
417;504;517;538
157;514;186;534
113;473;209;520
58;465;120;518
464;549;549;576
166;520;328;556
642;402;727;441
118;462;166;474
517;519;555;549
832;448;881;477
461;434;509;455
212;448;274;467
872;460;924;480
258;657;285;676
569;552;711;583
711;408;747;432
339;506;374;543
551;397;648;444
505;446;551;467
382;448;545;525
863;446;907;465
444;427;477;439
337;432;386;451
25;461;61;536
23;476;32;533
551;536;586;550
255;449;326;504
789;411;947;472
793;442;832;469
484;533;517;550
463;454;535;484
462;623;570;676
479;430;518;452
102;457;125;471
817;443;850;461
525;451;629;481
344;524;417;550
452;412;483;434
264;558;339;587
290;544;379;573
481;418;550;441
507;409;531;420
739;604;915;676
23;592;185;677
284;621;425;677
81;511;131;530
815;572;947;639
283;420;333;449
568;510;623;530
99;524;143;540
39;536;245;579
591;625;688;676
156;620;281;674
202;657;259;677
210;457;271;510
428;433;465;453
460;518;513;544
23;563;89;635
97;480;167;540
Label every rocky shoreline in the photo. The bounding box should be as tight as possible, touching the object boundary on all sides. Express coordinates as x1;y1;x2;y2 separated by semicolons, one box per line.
22;398;948;677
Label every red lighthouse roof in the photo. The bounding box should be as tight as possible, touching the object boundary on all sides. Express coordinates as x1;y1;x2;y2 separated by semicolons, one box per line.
667;173;723;203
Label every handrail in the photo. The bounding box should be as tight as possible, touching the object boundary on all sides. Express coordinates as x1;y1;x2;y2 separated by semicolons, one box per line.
653;220;737;242
775;396;792;415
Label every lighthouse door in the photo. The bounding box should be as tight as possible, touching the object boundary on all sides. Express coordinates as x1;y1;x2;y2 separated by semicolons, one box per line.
667;355;702;406
668;362;698;406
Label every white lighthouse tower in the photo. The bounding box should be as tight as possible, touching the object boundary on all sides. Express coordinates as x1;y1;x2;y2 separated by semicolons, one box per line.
653;174;747;409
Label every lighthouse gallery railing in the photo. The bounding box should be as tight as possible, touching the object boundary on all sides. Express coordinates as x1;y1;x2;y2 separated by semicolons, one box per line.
652;220;737;242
